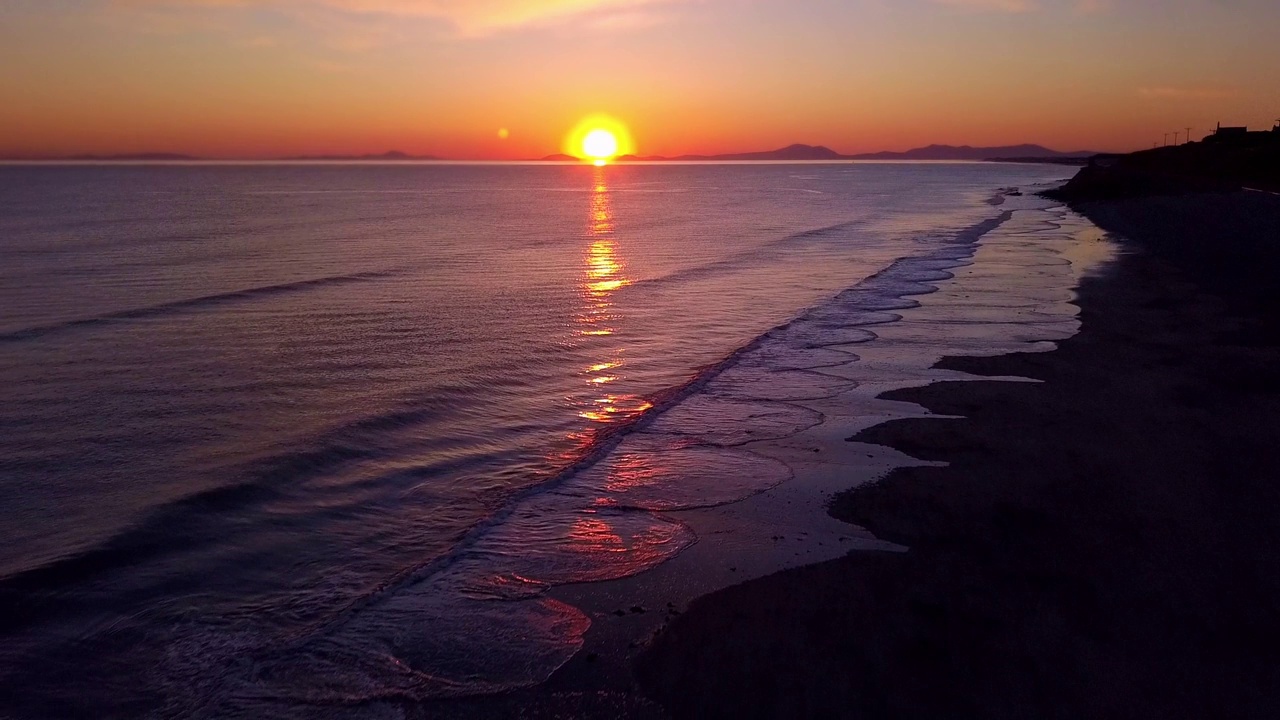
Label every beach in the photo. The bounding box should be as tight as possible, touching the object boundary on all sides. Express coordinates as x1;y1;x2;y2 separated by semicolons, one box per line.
637;189;1280;718
6;163;1277;717
410;189;1125;718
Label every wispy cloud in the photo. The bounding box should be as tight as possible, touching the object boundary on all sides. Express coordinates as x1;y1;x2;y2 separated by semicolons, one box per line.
113;0;689;36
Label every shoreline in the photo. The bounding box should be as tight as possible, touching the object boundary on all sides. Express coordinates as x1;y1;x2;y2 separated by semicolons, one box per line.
417;190;1112;717
636;190;1280;718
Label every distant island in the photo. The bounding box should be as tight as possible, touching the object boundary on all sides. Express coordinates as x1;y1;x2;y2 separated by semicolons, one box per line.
538;143;1098;163
278;150;441;161
850;143;1097;161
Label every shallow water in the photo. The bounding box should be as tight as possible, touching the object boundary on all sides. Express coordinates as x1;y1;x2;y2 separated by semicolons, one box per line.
0;161;1074;716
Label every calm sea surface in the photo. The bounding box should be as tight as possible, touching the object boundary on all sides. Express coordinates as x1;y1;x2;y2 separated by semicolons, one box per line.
0;162;1072;716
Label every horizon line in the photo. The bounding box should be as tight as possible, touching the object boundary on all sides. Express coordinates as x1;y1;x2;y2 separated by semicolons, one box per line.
0;158;1097;167
0;141;1117;164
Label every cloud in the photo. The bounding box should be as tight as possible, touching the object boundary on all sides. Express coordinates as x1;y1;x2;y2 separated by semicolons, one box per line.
114;0;688;36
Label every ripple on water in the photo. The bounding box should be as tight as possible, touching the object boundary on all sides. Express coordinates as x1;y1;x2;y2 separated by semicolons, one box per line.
775;321;878;349
646;395;823;446
739;343;856;371
465;496;696;584
245;591;591;704
235;485;699;706
556;433;793;510
708;365;857;402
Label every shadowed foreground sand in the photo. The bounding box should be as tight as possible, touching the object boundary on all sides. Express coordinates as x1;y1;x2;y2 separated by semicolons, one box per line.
636;192;1280;719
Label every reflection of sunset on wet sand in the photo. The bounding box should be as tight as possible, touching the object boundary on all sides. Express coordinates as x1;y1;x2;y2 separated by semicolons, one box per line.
566;516;627;554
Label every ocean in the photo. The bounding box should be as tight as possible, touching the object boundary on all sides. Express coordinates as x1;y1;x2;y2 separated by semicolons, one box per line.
0;161;1077;716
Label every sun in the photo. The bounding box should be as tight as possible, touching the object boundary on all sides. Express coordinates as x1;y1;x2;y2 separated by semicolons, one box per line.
563;114;634;165
582;129;619;165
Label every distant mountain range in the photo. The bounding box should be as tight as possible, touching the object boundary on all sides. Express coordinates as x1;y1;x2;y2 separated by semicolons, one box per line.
850;144;1098;161
540;143;1099;162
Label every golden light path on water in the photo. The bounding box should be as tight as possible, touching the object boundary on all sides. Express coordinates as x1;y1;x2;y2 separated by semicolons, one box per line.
563;165;662;558
577;167;651;424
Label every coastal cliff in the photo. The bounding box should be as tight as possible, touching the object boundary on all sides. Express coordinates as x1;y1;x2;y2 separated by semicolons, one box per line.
1047;131;1280;201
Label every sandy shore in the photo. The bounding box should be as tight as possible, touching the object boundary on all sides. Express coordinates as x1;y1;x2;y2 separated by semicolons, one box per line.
636;190;1280;718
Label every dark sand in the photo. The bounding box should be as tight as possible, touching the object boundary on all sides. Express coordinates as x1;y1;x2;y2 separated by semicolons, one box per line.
636;191;1280;719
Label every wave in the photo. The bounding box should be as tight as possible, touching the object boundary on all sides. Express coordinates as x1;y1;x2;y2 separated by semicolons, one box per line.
0;271;397;343
623;219;867;291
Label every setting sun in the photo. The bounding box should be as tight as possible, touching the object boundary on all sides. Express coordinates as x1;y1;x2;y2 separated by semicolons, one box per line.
564;114;634;165
582;130;619;165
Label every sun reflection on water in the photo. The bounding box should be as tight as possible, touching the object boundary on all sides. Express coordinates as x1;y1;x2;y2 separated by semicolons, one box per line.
574;168;653;426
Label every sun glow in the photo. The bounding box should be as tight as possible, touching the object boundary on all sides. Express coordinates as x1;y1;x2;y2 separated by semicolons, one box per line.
564;114;633;165
582;130;618;165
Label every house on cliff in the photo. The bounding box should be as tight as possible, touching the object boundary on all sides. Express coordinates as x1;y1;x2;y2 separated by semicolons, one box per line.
1205;122;1279;145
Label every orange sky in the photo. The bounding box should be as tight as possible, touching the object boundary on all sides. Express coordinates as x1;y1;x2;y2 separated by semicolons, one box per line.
1;0;1277;158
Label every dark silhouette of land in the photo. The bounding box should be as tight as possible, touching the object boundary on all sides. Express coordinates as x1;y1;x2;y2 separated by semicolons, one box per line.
1048;127;1280;200
279;150;441;161
850;143;1096;161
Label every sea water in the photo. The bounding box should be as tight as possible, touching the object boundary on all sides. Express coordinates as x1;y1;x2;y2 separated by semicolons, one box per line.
0;161;1076;716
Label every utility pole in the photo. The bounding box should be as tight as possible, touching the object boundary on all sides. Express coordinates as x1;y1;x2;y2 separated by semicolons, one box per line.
1185;127;1193;144
1173;131;1180;145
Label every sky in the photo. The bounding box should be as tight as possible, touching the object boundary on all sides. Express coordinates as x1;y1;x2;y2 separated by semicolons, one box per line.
1;0;1278;158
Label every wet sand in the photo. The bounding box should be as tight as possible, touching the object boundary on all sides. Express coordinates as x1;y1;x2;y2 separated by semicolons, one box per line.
636;191;1280;718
